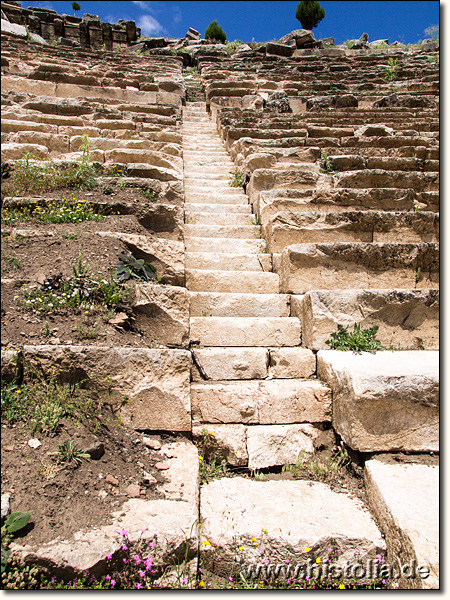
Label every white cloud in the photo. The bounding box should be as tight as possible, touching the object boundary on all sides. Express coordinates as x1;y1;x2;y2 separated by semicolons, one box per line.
132;1;150;9
137;14;165;35
172;5;182;25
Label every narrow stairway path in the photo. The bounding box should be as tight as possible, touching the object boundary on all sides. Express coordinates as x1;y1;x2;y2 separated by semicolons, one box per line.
182;102;331;433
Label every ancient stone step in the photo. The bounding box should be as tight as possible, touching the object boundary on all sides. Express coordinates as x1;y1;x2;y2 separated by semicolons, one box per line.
186;212;253;226
190;317;299;347
200;478;386;579
185;202;251;214
264;210;438;251
184;224;260;240
187;269;279;293
191;347;315;381
364;458;439;589
191;379;331;424
280;242;439;293
185;252;271;272
185;237;266;253
189;292;290;318
317;350;439;452
185;192;249;205
294;289;439;351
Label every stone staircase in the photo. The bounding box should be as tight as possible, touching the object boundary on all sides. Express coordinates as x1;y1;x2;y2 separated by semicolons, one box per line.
1;28;439;589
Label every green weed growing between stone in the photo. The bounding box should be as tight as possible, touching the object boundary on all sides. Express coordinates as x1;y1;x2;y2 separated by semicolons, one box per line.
325;324;385;353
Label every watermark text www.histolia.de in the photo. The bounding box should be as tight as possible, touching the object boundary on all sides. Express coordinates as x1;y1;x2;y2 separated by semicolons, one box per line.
241;558;431;582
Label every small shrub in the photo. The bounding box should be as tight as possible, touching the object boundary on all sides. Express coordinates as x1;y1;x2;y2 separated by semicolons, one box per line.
382;57;399;81
424;25;439;40
229;167;245;187
18;255;131;314
140;188;158;202
325;324;385;353
52;440;90;467
115;253;160;282
226;40;243;55
146;74;154;83
205;20;227;43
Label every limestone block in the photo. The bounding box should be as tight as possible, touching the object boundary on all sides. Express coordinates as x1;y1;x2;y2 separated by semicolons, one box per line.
192;424;248;466
190;317;300;347
2;120;57;134
280;243;439;293
247;424;320;469
200;478;385;576
317;350;439;452
0;349;20;383
133;283;189;347
22;346;192;431
191;348;268;381
1;75;57;97
126;163;180;181
189;292;290;318
186;270;279;294
105;149;182;173
266;42;295;57
96;232;184;286
1;142;49;161
191;380;331;425
334;170;439;193
296;289;439;351
12;132;69;154
355;124;394;137
247;168;318;204
184;224;260;239
268;348;316;378
364;459;439;589
1;18;27;37
185;252;271;273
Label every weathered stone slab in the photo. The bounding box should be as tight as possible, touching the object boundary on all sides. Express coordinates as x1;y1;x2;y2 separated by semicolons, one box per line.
268;348;316;378
317;350;439;452
295;289;439;351
22;346;192;431
280;243;439;293
185;252;271;272
0;349;20;383
185;237;265;253
1;18;27;37
364;459;439;589
96;232;184;286
190;317;300;347
246;424;321;469
247;168;319;204
191;348;268;381
186;269;279;294
133;283;189;347
192;424;248;466
11;439;199;579
189;292;290;318
200;478;385;577
265;211;438;251
1;142;49;161
191;379;331;424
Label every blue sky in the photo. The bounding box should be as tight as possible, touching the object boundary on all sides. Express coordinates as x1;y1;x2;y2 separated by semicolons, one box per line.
19;1;440;44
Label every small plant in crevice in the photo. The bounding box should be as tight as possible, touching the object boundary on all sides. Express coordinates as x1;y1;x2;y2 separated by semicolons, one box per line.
325;324;385;353
115;253;160;282
382;57;399;81
140;188;159;202
229;167;245;188
319;152;339;174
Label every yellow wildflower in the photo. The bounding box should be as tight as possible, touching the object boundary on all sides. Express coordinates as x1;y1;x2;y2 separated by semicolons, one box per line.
203;540;210;546
304;547;310;553
198;581;205;588
262;528;268;534
316;557;321;564
339;584;345;589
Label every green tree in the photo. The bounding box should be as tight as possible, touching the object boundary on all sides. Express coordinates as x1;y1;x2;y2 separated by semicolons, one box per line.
205;20;227;43
295;0;325;30
72;2;81;16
